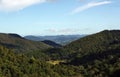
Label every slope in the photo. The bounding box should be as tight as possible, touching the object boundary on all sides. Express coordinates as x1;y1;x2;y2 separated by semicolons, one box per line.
63;30;120;66
65;30;120;55
41;40;62;48
0;46;85;77
0;33;52;52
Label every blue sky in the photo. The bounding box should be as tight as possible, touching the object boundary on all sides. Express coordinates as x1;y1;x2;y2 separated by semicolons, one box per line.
0;0;120;36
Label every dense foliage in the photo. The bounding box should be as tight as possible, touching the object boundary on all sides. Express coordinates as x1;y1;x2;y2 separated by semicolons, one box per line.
41;40;62;48
0;45;120;77
0;30;120;77
0;33;51;52
0;46;83;77
64;30;120;59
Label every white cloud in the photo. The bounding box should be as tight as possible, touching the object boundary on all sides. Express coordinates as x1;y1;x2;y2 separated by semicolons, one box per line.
0;0;48;11
70;1;112;15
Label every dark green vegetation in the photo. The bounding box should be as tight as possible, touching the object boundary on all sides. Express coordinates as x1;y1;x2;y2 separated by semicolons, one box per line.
24;35;86;45
0;46;83;77
0;30;120;77
63;30;120;59
41;40;62;48
0;33;51;52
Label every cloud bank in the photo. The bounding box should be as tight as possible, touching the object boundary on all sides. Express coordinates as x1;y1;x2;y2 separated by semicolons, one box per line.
0;0;48;11
70;1;112;15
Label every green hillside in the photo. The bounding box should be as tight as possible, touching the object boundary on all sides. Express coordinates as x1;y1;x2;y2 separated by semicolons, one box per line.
26;30;120;77
63;30;120;77
41;40;62;48
26;30;120;61
2;45;119;77
0;46;84;77
0;33;52;52
65;30;120;56
0;30;120;77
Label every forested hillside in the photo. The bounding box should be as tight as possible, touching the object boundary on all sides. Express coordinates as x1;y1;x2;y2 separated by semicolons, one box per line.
26;30;120;61
0;33;51;52
65;30;120;57
0;30;120;77
41;40;62;48
0;46;84;77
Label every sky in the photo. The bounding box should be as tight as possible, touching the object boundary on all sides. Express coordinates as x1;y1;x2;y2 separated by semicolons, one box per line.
0;0;120;36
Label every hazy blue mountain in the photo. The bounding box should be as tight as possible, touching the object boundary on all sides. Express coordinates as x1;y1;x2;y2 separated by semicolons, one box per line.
24;35;86;45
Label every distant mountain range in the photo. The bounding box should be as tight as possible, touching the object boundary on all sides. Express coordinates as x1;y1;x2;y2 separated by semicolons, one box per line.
24;35;86;45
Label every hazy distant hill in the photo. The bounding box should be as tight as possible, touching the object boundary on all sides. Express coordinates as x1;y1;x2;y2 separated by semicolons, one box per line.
0;33;51;52
24;35;86;45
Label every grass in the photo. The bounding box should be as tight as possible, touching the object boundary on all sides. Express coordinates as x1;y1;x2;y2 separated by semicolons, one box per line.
47;60;66;65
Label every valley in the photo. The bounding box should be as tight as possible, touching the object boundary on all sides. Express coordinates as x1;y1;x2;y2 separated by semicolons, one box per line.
0;30;120;77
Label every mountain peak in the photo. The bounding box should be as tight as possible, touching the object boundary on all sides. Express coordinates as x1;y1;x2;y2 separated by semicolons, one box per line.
100;30;120;33
8;33;22;38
